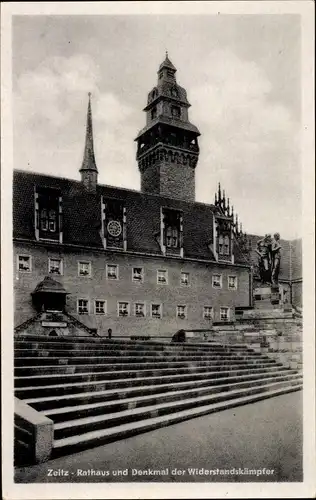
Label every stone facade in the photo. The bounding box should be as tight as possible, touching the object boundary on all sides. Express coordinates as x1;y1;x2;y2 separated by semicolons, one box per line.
14;240;250;337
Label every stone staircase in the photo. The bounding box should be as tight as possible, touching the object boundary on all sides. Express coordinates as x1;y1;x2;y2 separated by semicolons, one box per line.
14;334;302;462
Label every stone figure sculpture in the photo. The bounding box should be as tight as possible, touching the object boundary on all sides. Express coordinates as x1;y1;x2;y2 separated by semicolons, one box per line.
256;234;272;284
255;233;281;285
271;233;281;285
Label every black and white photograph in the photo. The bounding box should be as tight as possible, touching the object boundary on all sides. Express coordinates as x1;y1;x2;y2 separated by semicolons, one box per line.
1;2;315;499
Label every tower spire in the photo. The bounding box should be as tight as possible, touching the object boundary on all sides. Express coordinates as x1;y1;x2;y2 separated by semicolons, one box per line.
80;93;98;192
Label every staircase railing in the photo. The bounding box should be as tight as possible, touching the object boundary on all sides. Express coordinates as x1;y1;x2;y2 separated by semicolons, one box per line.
14;312;42;335
64;311;99;336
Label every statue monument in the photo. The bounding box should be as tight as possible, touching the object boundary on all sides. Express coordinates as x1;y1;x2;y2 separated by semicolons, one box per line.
255;233;281;286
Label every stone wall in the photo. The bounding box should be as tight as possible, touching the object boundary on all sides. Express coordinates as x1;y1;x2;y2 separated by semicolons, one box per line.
14;241;251;337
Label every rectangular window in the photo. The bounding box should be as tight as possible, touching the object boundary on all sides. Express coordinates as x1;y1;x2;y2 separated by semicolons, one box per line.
17;255;31;273
203;306;214;320
220;307;230;321
157;269;168;285
228;276;238;290
132;267;144;283
176;305;187;319
78;299;89;315
212;274;222;289
180;272;190;286
48;258;63;275
151;304;162;319
118;301;130;317
134;302;146;318
95;300;106;315
107;264;119;280
78;261;91;277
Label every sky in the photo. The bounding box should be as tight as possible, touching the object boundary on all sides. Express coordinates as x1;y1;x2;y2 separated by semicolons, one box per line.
12;14;301;239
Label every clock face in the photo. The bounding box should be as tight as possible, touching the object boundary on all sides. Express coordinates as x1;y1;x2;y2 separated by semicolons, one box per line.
107;220;122;237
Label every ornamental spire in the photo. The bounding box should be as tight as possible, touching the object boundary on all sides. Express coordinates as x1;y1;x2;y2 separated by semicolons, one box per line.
80;93;98;174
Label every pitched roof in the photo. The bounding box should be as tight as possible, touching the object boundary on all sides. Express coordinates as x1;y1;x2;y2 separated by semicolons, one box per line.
158;54;177;72
32;276;68;295
13;170;221;262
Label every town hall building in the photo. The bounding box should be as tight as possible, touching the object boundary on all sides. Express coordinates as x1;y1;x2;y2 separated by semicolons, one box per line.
13;54;301;338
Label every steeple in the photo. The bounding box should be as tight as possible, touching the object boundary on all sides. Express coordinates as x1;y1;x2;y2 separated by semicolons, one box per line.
80;93;98;192
135;54;200;202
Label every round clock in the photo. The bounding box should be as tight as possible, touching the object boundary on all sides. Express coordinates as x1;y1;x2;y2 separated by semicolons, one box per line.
107;220;122;237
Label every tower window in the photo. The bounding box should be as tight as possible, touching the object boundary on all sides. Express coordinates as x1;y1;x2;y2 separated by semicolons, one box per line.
151;107;157;120
167;69;174;77
171;87;178;97
171;106;181;118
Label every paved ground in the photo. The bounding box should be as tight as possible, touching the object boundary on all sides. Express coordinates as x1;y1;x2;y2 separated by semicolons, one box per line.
15;391;302;483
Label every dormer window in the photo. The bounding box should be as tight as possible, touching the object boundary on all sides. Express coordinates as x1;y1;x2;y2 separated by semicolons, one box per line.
162;208;183;256
35;186;61;241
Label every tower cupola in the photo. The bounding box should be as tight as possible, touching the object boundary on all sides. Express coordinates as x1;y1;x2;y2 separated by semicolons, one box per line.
80;93;98;192
135;54;200;202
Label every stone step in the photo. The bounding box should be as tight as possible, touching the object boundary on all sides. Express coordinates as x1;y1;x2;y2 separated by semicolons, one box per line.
42;372;302;423
14;357;279;377
14;359;281;387
14;347;237;358
17;366;296;401
52;382;302;455
53;377;302;440
14;352;264;367
14;340;229;353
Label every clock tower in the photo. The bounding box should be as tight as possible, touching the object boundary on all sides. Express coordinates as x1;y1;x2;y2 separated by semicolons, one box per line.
135;54;200;202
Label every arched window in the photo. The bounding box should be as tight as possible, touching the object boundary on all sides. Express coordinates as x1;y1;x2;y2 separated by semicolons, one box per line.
166;226;179;248
171;87;178;97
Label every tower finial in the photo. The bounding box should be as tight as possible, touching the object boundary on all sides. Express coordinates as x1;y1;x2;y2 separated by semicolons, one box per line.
80;93;98;191
166;50;168;58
